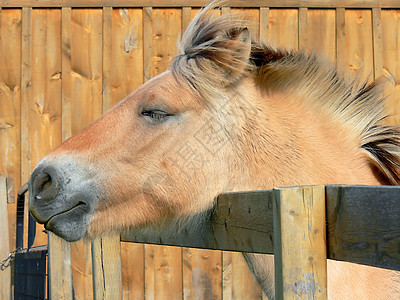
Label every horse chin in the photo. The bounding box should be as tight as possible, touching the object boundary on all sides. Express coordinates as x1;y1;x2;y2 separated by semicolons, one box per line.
43;201;92;242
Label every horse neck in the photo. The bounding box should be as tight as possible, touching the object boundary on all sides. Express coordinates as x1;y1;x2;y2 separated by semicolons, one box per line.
230;78;382;191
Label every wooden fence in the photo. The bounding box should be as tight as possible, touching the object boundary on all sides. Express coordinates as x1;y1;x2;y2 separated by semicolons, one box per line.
2;181;399;299
9;183;397;299
1;0;400;299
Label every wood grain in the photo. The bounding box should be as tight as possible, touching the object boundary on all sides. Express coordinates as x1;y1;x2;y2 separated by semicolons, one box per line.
27;9;62;246
381;9;400;126
91;234;122;300
1;0;400;8
112;8;143;104
182;6;191;32
269;8;298;50
259;7;269;44
372;7;383;79
20;7;32;191
0;177;11;300
344;9;374;82
273;186;327;299
326;185;400;271
183;247;223;300
102;6;113;113
336;8;346;71
1;5;400;300
298;7;308;50
0;9;21;251
123;185;400;272
122;191;275;253
306;9;336;60
62;7;72;142
48;232;73;300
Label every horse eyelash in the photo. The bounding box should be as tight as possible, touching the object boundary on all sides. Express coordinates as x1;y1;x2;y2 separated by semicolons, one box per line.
141;110;173;122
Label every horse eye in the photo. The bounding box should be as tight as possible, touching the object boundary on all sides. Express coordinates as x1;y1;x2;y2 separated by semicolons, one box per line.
141;109;172;123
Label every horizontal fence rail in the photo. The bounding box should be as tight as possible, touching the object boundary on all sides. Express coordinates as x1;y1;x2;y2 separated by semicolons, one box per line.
122;185;400;272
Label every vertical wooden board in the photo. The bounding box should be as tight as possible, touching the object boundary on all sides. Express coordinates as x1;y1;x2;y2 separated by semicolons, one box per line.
190;8;201;20
71;241;94;300
298;8;308;50
153;244;183;300
29;9;62;246
182;7;191;33
232;8;260;40
30;8;62;172
48;232;73;300
144;243;155;300
91;234;122;300
62;7;72;142
20;7;31;186
306;9;336;60
20;7;32;250
102;7;113;113
260;7;269;44
0;177;11;300
231;253;263;299
372;8;383;79
221;6;230;16
151;8;181;76
0;9;21;251
112;8;143;106
0;9;21;184
344;9;374;82
222;251;232;300
183;248;222;300
381;10;400;126
111;8;145;300
336;8;346;71
143;7;153;83
70;8;103;300
144;8;183;300
222;251;264;300
273;186;327;299
121;242;144;300
268;9;298;50
70;8;103;135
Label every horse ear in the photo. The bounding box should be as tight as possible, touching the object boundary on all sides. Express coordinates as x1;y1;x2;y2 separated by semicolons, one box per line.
235;27;251;64
174;12;253;89
222;27;251;85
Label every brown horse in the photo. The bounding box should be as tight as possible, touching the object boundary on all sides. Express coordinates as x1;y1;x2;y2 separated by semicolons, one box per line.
29;2;400;299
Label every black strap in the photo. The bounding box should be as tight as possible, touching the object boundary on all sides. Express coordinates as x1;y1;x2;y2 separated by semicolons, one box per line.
16;183;36;250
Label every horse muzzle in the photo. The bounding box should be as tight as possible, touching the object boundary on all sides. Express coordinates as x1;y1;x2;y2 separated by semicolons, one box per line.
28;156;100;242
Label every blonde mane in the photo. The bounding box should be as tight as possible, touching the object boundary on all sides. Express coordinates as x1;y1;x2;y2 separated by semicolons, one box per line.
172;2;400;184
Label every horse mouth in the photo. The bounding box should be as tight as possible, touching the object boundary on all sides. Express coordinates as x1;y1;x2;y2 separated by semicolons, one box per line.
43;201;88;230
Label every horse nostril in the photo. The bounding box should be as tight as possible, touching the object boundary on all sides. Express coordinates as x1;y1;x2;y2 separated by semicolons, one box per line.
32;167;60;201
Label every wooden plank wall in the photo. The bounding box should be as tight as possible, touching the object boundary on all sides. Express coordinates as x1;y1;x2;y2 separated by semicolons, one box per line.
0;2;399;299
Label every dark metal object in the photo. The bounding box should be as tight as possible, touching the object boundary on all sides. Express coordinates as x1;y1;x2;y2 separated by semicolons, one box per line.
14;183;48;300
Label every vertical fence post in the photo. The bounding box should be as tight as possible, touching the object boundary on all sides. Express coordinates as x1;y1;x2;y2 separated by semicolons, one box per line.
0;177;12;300
273;185;327;300
48;232;73;300
92;234;122;300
